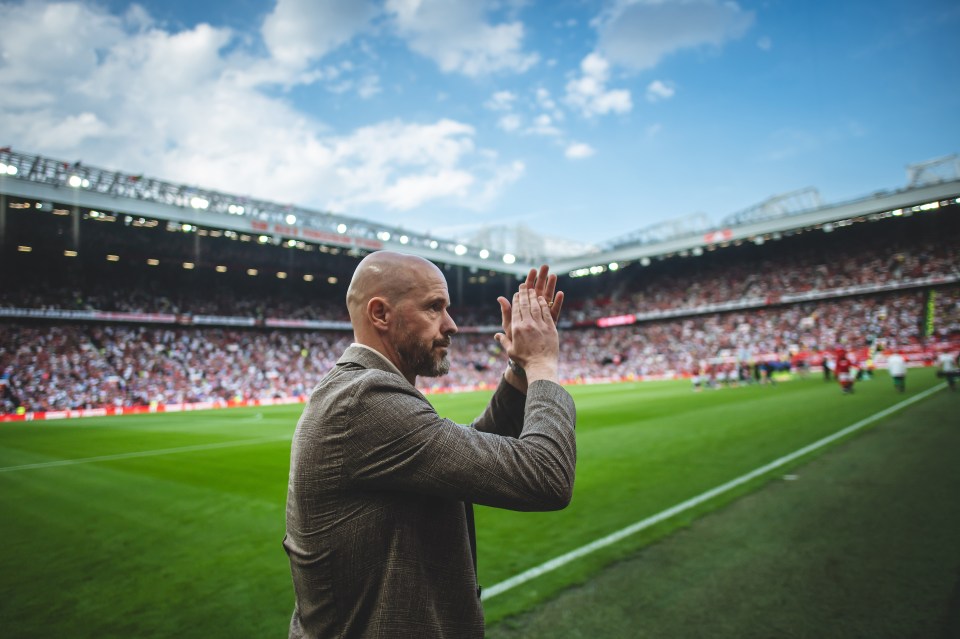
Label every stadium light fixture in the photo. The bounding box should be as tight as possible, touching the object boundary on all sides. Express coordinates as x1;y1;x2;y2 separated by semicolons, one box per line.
429;240;439;249
640;257;651;266
277;272;287;279
327;276;338;284
609;262;619;271
337;223;347;234
479;249;489;259
692;247;704;256
303;274;314;282
399;235;409;244
0;162;18;175
285;214;297;225
287;239;297;247
190;197;209;210
503;253;516;264
147;259;159;266
258;235;269;244
106;254;119;262
454;244;467;256
216;265;227;273
247;268;258;276
17;246;32;252
64;250;77;257
183;262;195;269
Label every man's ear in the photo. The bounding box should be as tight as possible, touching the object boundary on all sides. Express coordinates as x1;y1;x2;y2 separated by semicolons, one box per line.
368;297;390;332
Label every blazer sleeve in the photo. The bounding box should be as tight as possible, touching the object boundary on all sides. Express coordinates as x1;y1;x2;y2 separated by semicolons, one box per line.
340;372;576;512
469;375;526;438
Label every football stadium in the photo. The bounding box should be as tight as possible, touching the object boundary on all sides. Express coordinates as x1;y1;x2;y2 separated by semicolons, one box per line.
2;144;959;637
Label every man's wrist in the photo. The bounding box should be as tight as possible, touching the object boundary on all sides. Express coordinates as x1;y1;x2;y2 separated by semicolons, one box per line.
507;359;526;378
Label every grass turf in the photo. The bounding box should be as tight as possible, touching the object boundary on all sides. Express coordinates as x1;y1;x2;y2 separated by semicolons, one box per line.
0;369;950;637
486;382;960;638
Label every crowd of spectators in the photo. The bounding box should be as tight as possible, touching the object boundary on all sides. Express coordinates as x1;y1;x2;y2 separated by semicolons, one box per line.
3;286;957;413
565;218;960;323
4;200;960;414
4;209;958;327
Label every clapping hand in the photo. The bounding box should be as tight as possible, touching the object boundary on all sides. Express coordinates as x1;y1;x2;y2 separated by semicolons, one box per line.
495;265;565;385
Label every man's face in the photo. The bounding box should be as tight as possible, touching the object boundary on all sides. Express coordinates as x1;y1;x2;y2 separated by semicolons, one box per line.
391;268;458;379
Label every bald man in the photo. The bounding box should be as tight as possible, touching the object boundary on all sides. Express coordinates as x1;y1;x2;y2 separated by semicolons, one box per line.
283;251;576;638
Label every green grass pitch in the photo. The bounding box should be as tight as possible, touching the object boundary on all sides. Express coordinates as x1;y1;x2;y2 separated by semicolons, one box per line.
0;369;950;637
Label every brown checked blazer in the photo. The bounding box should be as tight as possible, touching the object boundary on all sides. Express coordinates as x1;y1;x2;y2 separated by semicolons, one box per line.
283;345;576;638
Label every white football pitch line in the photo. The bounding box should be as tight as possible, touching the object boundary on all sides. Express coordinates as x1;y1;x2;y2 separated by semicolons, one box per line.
482;382;947;600
0;435;291;473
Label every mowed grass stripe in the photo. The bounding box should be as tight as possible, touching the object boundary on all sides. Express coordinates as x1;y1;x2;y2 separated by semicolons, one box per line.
0;435;292;472
482;381;946;599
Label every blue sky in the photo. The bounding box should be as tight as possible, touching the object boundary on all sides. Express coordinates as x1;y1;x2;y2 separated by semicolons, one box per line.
1;0;958;248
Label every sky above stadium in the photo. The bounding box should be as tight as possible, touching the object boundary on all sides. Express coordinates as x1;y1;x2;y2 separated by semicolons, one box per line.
1;0;958;249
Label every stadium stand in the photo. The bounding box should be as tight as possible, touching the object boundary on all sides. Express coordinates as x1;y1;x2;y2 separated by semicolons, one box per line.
2;175;959;418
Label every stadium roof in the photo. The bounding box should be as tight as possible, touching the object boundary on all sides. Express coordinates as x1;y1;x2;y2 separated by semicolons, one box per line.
2;148;958;278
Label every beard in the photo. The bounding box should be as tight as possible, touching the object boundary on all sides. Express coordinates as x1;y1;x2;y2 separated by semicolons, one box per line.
395;323;452;378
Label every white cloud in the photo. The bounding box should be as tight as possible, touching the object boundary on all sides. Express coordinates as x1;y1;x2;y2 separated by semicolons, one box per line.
498;114;522;132
597;0;754;71
527;114;562;137
0;1;519;219
380;170;474;210
646;79;675;102
485;90;517;111
261;0;377;69
565;143;596;159
386;0;538;76
565;53;633;117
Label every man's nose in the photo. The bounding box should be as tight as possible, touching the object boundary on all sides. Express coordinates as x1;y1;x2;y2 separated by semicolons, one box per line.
443;311;458;335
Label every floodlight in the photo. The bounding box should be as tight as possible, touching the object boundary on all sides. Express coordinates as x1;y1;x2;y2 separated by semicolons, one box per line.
64;250;77;257
337;223;347;234
285;214;297;225
503;253;516;264
454;244;467;255
479;249;489;259
69;175;83;187
399;235;409;244
429;240;439;249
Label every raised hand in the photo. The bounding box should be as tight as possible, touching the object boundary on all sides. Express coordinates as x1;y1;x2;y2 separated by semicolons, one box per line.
495;265;564;384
